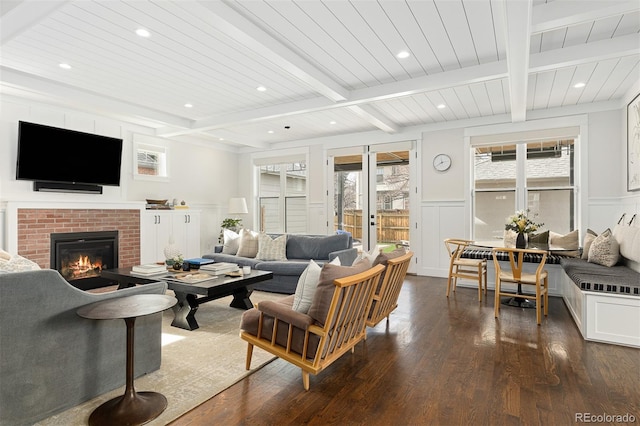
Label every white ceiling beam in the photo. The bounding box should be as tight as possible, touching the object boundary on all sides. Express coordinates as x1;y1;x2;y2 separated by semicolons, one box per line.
529;33;640;73
531;0;640;34
197;0;349;102
347;61;508;104
348;105;399;134
0;0;70;45
157;97;335;137
160;61;508;137
502;0;532;122
0;67;193;129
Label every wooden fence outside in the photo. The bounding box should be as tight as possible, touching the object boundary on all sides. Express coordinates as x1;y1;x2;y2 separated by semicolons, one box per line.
335;209;409;243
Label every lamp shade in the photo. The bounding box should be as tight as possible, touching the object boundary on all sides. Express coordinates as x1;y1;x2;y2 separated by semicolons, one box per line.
228;197;248;215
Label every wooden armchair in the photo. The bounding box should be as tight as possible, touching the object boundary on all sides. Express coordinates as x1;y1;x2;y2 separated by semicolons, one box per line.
240;263;385;390
367;250;413;327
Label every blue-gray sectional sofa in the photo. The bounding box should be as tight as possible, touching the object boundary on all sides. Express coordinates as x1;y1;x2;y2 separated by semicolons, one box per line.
203;233;358;294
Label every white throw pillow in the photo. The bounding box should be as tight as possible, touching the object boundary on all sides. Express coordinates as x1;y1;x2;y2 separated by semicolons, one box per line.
292;257;340;314
221;229;240;254
550;230;580;257
0;249;11;261
503;230;517;248
0;253;41;273
588;228;620;267
236;229;259;258
352;246;380;266
581;229;598;260
256;233;287;261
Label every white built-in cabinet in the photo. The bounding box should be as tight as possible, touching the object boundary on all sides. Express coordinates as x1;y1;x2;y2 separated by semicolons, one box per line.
140;210;201;264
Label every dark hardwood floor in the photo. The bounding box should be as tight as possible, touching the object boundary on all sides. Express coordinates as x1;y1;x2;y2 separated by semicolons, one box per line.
170;275;639;425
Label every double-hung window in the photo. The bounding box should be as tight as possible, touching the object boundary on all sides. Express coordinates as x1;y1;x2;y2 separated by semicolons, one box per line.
472;139;576;239
258;161;307;233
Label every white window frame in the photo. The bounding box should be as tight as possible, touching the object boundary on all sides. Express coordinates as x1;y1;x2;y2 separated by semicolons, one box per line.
253;149;309;233
132;134;169;182
464;116;587;240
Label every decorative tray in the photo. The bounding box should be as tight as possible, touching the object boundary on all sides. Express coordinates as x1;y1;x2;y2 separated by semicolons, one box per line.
161;272;215;284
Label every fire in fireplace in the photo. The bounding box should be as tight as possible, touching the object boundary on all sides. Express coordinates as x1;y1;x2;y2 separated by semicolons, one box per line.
50;231;118;290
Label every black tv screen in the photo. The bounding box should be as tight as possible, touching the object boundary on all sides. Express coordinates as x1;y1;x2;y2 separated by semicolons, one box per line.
16;121;123;186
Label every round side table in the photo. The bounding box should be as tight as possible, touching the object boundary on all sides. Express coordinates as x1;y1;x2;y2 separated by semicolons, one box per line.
77;294;177;426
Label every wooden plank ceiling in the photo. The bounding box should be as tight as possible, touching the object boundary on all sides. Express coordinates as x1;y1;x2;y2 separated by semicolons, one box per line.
0;0;638;149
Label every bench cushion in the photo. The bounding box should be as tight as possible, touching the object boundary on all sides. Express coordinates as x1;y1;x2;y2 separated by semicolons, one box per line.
560;258;640;296
461;248;565;265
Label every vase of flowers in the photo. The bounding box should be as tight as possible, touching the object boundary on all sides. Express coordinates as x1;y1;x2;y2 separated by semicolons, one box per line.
505;210;543;249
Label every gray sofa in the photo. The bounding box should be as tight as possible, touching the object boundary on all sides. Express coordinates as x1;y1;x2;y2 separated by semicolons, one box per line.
203;233;358;293
0;269;168;426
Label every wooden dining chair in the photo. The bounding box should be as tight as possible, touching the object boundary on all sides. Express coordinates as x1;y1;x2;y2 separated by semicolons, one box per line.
492;247;549;325
444;238;487;301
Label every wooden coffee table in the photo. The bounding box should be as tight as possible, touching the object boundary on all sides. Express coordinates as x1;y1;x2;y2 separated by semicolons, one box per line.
101;268;273;331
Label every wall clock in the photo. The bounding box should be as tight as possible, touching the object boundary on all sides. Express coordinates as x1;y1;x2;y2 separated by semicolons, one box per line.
433;154;452;172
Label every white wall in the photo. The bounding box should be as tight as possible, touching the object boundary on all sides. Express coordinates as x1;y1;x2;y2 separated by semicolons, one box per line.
421;128;466;201
0;97;239;254
254;108;638;278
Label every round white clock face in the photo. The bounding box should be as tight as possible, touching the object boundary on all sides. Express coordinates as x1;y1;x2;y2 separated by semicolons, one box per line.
433;154;452;171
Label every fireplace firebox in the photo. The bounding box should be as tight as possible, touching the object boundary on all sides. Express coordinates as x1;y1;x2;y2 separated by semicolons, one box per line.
50;231;118;290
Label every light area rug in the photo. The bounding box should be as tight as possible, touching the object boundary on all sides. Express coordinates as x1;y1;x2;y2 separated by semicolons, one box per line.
36;290;283;426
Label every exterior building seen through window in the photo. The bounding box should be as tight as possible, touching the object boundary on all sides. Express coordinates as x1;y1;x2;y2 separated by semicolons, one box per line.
473;139;576;240
259;162;307;233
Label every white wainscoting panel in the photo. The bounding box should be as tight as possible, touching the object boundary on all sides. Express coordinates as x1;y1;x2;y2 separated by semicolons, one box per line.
420;201;465;277
586;294;640;348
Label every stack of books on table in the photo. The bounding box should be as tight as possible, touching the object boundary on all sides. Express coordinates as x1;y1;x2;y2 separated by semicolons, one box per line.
184;258;214;269
131;263;167;276
199;262;239;275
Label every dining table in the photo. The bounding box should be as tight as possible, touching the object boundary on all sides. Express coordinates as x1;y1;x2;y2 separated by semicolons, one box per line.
470;239;572;308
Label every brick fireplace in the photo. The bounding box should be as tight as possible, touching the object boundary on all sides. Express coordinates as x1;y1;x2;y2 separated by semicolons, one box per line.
16;208;140;269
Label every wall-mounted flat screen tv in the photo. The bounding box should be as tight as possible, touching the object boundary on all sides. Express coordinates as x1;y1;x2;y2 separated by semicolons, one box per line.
16;121;123;187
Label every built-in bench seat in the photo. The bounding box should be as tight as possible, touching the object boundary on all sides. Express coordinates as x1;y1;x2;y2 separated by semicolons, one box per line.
461;243;640;348
560;257;640;296
559;219;640;348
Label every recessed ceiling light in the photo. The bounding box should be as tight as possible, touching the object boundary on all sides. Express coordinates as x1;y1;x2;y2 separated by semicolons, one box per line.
330;121;337;125
59;63;71;69
267;130;274;134
219;138;224;141
184;103;193;108
397;51;410;59
257;86;267;92
573;82;586;88
437;104;446;109
136;28;151;38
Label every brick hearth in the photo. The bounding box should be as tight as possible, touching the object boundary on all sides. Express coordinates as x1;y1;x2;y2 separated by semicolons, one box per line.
17;209;140;269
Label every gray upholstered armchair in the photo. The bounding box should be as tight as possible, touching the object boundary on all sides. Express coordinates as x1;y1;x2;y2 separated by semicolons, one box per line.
0;269;167;425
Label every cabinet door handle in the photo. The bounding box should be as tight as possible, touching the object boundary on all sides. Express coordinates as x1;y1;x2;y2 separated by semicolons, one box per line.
188;214;191;223
157;215;161;224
